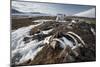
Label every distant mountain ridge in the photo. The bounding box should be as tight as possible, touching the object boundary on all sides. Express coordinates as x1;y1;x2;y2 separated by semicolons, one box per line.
12;9;41;14
12;9;23;13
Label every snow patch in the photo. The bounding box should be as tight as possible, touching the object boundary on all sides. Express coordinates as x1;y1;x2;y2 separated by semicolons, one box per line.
32;19;55;23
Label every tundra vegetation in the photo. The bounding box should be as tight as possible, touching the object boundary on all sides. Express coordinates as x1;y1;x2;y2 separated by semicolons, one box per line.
11;15;96;66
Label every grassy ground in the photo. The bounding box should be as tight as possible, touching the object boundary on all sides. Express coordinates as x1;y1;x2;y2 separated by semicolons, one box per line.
11;16;96;66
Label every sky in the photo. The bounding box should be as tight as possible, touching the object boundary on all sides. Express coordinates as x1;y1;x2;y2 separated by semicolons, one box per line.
12;1;95;16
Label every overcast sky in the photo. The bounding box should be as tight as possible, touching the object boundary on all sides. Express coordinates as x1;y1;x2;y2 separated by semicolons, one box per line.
12;1;95;15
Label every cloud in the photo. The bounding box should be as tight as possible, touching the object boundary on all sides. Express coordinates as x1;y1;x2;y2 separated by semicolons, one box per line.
74;8;95;18
12;1;41;12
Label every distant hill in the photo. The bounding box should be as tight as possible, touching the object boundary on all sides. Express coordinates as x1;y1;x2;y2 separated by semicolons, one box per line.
12;9;23;14
12;9;53;17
